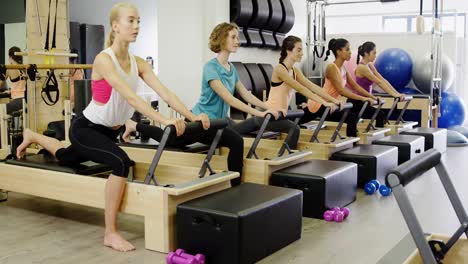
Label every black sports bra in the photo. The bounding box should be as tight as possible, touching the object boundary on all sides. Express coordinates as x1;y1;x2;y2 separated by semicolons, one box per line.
271;62;296;87
9;70;26;83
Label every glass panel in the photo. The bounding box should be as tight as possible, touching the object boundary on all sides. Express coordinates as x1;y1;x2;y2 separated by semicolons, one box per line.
383;18;407;33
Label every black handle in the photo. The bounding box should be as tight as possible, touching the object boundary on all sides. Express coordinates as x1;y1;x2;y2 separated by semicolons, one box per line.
184;119;228;134
386;149;441;187
192;214;220;229
279;110;304;120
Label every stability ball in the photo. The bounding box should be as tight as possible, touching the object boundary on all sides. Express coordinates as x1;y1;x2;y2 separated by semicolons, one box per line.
412;53;455;94
374;48;413;89
438;91;466;128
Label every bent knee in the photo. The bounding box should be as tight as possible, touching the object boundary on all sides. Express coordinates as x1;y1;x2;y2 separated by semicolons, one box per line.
112;154;134;178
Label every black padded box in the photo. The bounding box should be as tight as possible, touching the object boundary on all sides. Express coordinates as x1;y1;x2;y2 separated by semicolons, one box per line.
372;135;425;165
331;144;398;187
177;183;302;264
401;127;447;153
6;153;112;175
271;160;357;219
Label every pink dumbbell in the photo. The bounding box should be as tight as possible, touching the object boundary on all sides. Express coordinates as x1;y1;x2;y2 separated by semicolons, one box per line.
175;249;205;264
333;207;350;219
324;207;351;222
323;210;335;221
167;252;198;264
333;211;345;222
340;207;350;219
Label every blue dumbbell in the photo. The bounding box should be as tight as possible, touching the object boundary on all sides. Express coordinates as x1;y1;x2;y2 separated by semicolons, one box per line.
379;185;392;196
364;180;381;195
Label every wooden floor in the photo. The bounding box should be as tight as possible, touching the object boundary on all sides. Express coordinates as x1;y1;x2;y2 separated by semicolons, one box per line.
0;147;467;263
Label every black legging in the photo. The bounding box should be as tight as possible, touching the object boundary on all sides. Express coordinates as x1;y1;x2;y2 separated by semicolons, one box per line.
230;117;300;149
6;98;23;115
299;106;360;137
347;99;386;128
56;115;244;185
136;122;244;186
56;115;133;177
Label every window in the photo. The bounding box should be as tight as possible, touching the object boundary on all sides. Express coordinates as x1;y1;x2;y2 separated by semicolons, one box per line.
383;17;408;32
382;13;466;37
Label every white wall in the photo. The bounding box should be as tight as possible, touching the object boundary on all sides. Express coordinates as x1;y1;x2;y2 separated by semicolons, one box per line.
4;23;26;63
69;0;157;98
4;23;26;87
156;0;229;115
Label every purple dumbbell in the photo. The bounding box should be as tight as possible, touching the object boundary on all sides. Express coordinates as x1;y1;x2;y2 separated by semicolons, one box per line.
323;210;335;221
334;211;345;222
340;207;350;219
332;207;341;214
175;249;205;264
167;252;198;264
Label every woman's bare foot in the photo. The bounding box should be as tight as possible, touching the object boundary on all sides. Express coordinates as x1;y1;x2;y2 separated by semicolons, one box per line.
16;129;34;159
104;232;136;252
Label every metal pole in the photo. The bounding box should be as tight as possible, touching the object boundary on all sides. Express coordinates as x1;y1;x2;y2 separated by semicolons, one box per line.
325;0;382;5
431;0;443;128
306;1;312;79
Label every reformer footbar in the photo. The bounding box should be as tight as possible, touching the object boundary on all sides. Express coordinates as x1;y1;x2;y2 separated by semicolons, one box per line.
386;149;468;264
308;102;353;143
246;110;305;159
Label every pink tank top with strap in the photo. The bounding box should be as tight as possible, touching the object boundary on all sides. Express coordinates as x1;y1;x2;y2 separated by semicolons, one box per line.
265;63;296;112
307;63;345;113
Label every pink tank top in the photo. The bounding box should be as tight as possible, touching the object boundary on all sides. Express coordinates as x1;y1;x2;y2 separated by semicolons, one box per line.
10;79;26;99
91;79;113;104
83;48;139;127
307;63;345;113
9;70;26;99
265;64;296;112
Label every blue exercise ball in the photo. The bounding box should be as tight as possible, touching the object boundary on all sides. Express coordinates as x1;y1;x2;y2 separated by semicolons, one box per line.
397;87;422;95
375;48;413;89
438;92;466;128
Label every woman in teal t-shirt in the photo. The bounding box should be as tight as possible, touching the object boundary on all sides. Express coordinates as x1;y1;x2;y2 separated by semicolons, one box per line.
192;23;300;149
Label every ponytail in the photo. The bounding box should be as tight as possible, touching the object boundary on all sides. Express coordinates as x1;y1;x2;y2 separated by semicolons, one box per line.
324;38;337;61
325;38;348;61
279;49;287;63
357;45;363;64
106;31;115;48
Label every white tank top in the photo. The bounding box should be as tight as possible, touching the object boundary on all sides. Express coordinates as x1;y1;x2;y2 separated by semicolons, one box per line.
83;48;139;127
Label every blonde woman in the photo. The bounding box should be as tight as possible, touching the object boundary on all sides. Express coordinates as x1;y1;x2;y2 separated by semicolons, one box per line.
16;3;244;252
